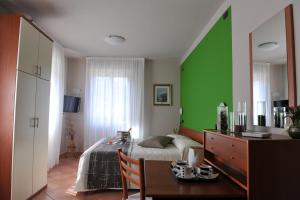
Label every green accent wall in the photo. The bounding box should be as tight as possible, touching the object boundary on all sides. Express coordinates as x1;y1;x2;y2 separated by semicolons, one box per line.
180;8;232;132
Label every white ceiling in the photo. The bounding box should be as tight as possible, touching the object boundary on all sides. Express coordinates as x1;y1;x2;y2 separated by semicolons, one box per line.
252;10;287;64
1;0;225;59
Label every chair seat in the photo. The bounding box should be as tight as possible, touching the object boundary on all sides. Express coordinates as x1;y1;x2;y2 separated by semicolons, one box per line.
128;192;152;200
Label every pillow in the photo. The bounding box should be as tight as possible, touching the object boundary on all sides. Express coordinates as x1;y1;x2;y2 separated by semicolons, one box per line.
138;136;173;149
167;133;189;140
167;134;203;160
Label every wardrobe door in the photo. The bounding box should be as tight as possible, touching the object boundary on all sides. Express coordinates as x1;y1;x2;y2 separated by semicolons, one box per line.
12;72;36;200
32;78;50;193
18;18;39;76
37;34;52;81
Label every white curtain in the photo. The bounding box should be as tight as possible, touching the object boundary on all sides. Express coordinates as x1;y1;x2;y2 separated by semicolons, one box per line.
84;57;144;149
253;63;271;126
48;43;65;169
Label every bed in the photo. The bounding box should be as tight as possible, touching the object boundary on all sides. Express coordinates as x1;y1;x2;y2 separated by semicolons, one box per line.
75;127;203;192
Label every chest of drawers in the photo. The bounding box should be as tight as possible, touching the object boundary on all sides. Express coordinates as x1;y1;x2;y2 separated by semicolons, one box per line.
204;130;300;200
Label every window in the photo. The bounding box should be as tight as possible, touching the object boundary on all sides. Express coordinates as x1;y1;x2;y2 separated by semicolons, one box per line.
91;76;130;129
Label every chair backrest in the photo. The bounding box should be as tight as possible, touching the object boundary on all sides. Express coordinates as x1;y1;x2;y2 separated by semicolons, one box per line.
117;148;145;200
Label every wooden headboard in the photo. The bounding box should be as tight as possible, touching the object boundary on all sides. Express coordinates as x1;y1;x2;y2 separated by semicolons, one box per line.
179;126;204;144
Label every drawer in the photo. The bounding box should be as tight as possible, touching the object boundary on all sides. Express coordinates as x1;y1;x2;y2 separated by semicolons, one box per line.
228;139;247;159
205;132;247;157
205;132;247;173
204;133;220;154
205;133;214;151
223;153;247;173
205;133;230;159
227;140;247;173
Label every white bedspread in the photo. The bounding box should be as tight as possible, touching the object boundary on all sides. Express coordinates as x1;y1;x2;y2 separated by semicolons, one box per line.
75;138;107;192
75;136;202;192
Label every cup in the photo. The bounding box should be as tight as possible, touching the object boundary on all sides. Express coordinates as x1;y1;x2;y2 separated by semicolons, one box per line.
199;164;213;176
237;101;247;130
188;147;203;167
230;111;247;133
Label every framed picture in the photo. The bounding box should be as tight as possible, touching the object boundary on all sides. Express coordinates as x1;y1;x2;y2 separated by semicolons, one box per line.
153;84;172;106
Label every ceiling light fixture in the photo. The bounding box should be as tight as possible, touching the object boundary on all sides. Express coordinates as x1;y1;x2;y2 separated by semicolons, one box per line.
104;35;126;45
257;42;279;51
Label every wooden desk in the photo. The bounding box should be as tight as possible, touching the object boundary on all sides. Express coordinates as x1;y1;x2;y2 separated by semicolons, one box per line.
145;160;246;200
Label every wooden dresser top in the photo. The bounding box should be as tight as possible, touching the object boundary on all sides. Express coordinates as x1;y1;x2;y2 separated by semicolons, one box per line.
204;129;294;142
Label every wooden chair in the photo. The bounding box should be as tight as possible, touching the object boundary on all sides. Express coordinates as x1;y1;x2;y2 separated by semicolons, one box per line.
117;149;152;200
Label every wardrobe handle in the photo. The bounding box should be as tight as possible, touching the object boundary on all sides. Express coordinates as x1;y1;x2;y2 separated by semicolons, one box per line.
39;65;42;76
36;118;39;128
30;118;35;128
34;65;39;76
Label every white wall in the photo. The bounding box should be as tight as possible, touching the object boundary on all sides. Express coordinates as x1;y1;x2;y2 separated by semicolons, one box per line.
61;57;85;153
231;0;300;131
60;57;69;154
144;59;181;137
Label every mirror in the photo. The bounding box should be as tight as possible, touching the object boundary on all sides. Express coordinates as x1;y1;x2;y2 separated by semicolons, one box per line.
250;5;296;128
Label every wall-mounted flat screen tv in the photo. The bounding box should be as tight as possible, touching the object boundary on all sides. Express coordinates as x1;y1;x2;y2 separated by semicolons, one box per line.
63;95;81;113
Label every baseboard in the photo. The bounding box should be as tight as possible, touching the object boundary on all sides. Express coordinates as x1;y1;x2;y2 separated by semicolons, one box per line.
60;152;82;159
28;184;47;199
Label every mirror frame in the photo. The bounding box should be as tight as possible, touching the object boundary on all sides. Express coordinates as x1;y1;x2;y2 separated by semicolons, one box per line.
249;4;297;126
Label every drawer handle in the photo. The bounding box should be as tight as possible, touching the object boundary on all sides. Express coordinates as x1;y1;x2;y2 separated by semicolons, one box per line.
231;156;235;160
231;144;235;147
210;137;214;140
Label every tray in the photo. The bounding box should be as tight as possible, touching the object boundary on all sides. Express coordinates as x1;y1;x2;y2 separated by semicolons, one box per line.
170;165;219;182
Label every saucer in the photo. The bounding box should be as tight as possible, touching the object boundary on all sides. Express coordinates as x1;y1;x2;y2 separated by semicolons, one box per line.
197;172;219;180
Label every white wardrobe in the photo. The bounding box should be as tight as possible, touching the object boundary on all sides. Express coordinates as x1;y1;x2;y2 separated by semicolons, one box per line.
12;18;52;200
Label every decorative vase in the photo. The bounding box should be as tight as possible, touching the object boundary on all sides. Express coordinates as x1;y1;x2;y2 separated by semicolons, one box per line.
217;102;228;131
288;126;300;139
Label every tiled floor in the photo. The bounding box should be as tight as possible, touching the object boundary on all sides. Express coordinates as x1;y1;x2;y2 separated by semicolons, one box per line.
32;157;126;200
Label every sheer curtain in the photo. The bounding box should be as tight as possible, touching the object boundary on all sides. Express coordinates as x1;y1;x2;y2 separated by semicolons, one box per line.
48;43;65;169
253;62;271;126
84;57;144;149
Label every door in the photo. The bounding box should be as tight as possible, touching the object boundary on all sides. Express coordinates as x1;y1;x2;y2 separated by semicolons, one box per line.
38;33;52;81
18;18;39;76
12;72;36;200
32;78;50;193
